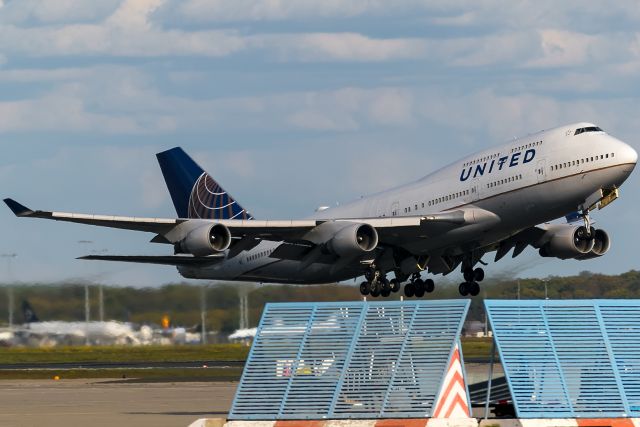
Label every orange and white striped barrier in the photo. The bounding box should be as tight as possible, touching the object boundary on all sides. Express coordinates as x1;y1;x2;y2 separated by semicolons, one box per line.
433;343;470;419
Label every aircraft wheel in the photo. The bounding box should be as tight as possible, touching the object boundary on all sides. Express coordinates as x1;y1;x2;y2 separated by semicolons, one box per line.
404;283;415;298
370;281;381;297
474;268;485;282
459;282;470;296
380;278;391;293
390;279;401;293
414;279;425;298
359;281;370;296
424;278;435;293
364;267;376;282
463;267;474;282
381;288;391;298
469;281;480;296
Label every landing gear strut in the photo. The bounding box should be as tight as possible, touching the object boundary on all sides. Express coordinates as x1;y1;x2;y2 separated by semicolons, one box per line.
459;266;484;297
579;210;594;238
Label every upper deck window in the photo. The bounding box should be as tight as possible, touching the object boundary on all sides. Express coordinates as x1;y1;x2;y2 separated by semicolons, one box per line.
574;126;603;136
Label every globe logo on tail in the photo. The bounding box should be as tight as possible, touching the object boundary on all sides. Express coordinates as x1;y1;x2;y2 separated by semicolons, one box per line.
188;173;253;220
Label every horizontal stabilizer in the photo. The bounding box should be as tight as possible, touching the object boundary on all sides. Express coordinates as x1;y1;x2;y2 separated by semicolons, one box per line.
78;254;224;266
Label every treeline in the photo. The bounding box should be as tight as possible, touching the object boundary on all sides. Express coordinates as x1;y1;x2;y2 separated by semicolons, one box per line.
1;270;639;332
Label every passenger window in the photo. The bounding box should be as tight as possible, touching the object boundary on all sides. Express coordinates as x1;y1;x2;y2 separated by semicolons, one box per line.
606;154;609;158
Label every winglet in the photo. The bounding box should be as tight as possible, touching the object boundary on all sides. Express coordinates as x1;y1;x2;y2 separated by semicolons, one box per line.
3;198;34;217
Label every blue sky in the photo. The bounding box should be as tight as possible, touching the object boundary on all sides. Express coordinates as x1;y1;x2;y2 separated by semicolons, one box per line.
1;0;640;286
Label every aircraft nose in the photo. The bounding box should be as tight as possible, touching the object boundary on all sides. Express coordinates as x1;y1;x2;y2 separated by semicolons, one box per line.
627;144;638;164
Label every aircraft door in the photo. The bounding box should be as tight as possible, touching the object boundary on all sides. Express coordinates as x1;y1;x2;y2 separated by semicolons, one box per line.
536;159;546;183
471;178;480;201
375;199;387;217
391;201;400;216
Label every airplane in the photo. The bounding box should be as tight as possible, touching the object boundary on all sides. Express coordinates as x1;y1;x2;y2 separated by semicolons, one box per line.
4;122;637;298
0;300;144;347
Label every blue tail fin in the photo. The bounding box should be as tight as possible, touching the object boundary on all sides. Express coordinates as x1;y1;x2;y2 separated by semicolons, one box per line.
156;147;253;220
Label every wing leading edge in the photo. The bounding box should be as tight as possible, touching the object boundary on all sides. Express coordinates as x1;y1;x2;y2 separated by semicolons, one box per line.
4;198;497;262
78;254;224;266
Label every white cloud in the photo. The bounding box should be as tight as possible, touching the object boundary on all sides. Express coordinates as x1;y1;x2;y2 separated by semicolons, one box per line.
177;0;400;22
267;33;427;62
0;0;247;58
0;0;121;25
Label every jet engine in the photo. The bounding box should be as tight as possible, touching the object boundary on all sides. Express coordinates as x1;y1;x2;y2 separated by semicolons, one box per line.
538;225;595;259
575;228;611;260
326;223;378;257
176;223;231;256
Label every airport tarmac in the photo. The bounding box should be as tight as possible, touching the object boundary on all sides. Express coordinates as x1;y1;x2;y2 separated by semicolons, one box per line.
0;379;236;427
0;363;503;426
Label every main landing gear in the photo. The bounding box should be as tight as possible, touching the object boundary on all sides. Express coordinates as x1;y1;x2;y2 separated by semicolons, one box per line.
359;268;435;299
458;267;484;297
359;267;394;297
403;273;434;298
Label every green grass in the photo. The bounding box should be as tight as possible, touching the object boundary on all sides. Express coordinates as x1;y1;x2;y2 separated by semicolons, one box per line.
0;338;492;381
0;367;242;381
460;337;494;359
0;344;249;365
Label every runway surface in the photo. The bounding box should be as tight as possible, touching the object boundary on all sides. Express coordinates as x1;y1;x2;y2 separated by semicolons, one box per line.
0;379;237;427
0;363;504;426
0;360;245;370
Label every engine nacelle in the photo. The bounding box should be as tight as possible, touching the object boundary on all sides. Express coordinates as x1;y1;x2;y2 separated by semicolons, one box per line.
326;223;378;257
575;229;611;260
539;225;595;259
177;223;231;257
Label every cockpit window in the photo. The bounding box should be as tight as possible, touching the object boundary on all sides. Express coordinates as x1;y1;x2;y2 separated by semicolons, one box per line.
574;126;603;136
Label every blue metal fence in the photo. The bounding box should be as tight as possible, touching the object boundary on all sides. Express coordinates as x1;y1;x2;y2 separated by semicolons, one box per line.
485;299;640;418
229;300;469;420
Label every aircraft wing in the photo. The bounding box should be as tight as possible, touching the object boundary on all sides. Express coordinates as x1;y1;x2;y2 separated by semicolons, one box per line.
5;197;472;241
4;198;180;234
4;198;494;258
78;254;224;266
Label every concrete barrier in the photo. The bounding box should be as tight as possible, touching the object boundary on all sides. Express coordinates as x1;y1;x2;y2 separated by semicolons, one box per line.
223;419;478;427
478;419;640;427
191;418;640;427
188;418;227;427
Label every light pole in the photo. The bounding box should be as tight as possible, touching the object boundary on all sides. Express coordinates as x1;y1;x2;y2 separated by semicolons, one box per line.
91;248;108;322
1;253;17;328
543;278;549;300
78;241;93;345
200;284;208;345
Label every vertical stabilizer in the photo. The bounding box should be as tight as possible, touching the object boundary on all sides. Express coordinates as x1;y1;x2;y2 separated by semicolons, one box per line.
156;147;253;220
22;300;40;323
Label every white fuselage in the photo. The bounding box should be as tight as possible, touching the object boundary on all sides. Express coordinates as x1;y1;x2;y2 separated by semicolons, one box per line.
178;122;637;283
